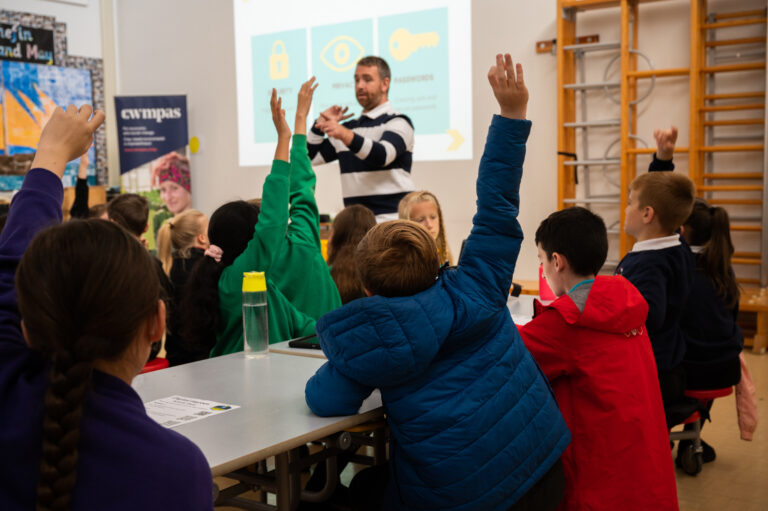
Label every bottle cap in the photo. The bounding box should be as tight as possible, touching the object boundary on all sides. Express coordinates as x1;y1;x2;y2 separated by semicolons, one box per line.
243;271;267;292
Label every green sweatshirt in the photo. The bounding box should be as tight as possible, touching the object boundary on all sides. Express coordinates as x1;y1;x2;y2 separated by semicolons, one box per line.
267;134;342;319
211;159;316;357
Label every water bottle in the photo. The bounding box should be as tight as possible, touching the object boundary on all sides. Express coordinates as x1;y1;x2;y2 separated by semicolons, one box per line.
242;271;269;358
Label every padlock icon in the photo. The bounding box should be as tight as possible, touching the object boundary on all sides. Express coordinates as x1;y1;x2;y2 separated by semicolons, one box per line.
269;40;290;80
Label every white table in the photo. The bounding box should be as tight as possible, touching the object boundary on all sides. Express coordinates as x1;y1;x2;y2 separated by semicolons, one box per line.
269;340;326;359
508;293;535;325
269;294;536;362
133;352;382;510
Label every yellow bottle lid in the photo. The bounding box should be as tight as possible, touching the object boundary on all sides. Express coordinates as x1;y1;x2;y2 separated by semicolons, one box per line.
243;271;267;292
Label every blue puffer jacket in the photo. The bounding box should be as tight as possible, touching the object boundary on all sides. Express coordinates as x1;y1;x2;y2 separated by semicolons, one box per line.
306;116;570;511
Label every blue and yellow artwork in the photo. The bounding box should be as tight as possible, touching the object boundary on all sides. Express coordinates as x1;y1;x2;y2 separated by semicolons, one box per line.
0;61;94;190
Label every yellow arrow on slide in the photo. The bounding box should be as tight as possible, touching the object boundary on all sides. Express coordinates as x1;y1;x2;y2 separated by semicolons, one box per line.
446;129;464;151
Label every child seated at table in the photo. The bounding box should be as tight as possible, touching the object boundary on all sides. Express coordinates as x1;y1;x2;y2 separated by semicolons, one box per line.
398;190;453;265
326;204;377;304
182;86;316;357
0;105;212;510
305;55;570;511
107;192;173;361
519;207;678;511
616;168;696;410
157;209;211;366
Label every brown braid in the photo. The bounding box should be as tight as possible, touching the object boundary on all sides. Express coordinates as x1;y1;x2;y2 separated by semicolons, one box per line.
16;219;161;511
36;351;93;511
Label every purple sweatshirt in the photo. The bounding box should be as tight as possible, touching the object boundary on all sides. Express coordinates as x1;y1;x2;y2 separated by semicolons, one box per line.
0;169;213;510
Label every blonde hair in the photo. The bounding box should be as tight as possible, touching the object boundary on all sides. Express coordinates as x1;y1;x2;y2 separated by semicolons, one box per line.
157;209;207;275
398;191;452;265
630;172;695;234
356;220;439;297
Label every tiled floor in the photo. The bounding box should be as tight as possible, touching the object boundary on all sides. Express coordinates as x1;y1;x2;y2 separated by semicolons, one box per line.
217;352;768;510
675;352;768;511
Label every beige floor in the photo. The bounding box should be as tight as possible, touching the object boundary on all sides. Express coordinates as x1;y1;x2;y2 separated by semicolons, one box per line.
217;353;768;510
676;352;768;511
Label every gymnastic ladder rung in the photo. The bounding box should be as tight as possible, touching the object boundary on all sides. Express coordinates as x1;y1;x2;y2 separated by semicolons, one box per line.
697;3;768;286
704;172;763;180
698;184;763;192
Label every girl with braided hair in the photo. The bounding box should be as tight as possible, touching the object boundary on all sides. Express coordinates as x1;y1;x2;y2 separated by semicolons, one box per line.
0;105;212;510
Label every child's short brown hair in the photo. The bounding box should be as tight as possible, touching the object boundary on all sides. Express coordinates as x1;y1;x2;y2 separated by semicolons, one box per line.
630;172;695;234
107;194;149;237
356;220;439;297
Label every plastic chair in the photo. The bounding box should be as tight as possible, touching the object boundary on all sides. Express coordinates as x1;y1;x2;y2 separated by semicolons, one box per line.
140;357;169;374
670;387;733;475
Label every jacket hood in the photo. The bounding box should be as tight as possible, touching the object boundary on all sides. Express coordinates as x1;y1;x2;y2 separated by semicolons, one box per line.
538;275;648;334
315;282;453;387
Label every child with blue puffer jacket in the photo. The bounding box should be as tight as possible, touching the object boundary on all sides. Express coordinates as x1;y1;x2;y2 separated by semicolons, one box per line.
305;54;570;511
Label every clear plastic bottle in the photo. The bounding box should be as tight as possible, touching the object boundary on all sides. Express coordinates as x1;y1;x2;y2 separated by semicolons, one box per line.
242;271;269;358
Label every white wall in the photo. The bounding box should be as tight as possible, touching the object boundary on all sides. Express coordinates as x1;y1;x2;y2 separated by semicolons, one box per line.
111;0;765;280
2;0;102;59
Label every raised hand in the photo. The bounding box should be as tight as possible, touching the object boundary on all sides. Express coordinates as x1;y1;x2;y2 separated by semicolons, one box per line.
77;150;89;180
31;104;105;178
653;126;678;161
297;77;318;119
487;54;528;120
296;77;319;135
271;88;291;139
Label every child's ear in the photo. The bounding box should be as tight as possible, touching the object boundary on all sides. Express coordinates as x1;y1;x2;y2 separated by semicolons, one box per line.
642;206;656;225
551;252;566;273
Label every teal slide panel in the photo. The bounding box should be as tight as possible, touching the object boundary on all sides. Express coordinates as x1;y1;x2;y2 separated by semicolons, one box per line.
378;8;449;135
251;29;307;144
310;19;373;116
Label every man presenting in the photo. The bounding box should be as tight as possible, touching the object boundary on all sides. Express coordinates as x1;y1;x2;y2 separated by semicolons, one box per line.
308;56;414;221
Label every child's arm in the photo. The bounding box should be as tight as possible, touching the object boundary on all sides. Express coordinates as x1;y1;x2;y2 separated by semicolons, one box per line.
225;90;292;277
305;362;375;416
519;311;575;381
70;151;90;219
287;78;322;247
650;126;676;171
455;54;529;309
0;105;104;344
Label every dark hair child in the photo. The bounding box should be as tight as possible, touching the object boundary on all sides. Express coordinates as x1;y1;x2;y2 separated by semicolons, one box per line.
0;105;212;510
676;199;743;465
326;204;377;303
521;206;678;511
181;88;317;357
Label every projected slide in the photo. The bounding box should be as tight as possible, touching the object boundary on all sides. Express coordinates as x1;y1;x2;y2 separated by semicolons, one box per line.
233;0;471;166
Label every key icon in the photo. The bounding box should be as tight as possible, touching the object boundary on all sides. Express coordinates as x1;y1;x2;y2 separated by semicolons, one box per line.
389;28;440;61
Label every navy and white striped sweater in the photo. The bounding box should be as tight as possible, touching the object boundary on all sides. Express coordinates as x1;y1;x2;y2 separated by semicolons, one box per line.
307;101;414;219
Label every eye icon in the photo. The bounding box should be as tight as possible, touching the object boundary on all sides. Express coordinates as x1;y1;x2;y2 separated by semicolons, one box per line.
320;35;364;72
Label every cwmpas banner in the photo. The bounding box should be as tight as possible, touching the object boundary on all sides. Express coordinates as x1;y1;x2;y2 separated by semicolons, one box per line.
114;95;188;173
114;95;191;251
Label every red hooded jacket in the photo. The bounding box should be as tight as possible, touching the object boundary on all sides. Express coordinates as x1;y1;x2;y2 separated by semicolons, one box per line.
519;275;678;511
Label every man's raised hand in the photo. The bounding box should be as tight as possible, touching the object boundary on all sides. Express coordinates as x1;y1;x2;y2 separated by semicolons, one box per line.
653;126;678;161
487;54;528;120
31;104;105;179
